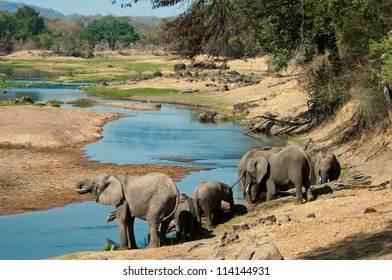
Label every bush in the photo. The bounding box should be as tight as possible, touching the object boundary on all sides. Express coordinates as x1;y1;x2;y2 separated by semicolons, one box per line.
306;64;350;124
355;80;388;128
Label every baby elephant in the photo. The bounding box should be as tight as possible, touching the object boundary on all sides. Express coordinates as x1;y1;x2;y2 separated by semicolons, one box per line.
175;194;196;242
315;151;341;184
193;181;234;228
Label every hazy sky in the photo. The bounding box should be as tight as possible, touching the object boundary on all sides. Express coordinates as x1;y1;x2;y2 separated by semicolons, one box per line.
6;0;186;17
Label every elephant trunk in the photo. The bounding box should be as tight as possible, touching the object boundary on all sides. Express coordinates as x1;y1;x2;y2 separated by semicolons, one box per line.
75;179;92;194
320;170;329;184
229;199;234;217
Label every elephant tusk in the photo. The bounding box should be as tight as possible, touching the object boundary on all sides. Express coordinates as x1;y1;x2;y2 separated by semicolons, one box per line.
245;184;250;194
75;188;88;194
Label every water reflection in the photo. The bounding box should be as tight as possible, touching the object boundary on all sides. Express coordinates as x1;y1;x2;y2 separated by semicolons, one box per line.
0;87;88;102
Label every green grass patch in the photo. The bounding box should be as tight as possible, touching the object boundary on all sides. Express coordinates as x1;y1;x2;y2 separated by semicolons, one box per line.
67;98;96;108
85;86;180;98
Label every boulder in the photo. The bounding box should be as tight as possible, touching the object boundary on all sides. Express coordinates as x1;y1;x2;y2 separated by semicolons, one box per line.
252;242;284;260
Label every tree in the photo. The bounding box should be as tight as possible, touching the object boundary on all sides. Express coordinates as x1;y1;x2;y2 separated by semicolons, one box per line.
83;15;140;50
0;11;15;52
13;6;45;43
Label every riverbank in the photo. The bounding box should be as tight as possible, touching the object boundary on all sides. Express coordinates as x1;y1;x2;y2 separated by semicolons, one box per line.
0;106;203;216
1;50;391;260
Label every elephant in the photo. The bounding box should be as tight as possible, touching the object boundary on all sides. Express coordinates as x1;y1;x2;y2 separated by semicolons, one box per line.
237;146;283;203
193;181;234;228
315;151;341;184
75;172;179;249
175;193;196;242
245;143;314;205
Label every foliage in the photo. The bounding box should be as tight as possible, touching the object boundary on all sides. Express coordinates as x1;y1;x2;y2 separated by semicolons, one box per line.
306;64;350;124
82;15;140;50
369;34;392;84
354;75;389;128
67;98;96;108
13;6;45;43
85;86;180;98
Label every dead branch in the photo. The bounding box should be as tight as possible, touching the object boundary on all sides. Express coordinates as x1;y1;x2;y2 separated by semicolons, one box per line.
365;141;390;162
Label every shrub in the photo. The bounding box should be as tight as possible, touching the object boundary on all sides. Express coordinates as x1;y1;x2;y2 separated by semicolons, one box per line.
306;64;350;124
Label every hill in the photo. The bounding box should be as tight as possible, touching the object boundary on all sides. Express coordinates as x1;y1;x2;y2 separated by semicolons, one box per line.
0;0;64;18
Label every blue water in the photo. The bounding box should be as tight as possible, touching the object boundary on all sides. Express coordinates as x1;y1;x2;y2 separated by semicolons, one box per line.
0;81;283;260
0;87;88;102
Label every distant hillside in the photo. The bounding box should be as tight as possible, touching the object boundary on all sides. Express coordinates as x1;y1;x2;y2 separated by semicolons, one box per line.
0;0;64;18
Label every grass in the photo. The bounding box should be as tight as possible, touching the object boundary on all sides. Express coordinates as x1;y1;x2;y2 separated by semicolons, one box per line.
0;175;24;190
67;98;96;108
85;86;181;98
0;56;172;83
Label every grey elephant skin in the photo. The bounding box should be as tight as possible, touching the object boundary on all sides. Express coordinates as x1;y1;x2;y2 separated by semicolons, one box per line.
175;193;196;242
237;146;282;203
246;143;314;205
193;181;234;228
315;151;341;184
76;172;179;249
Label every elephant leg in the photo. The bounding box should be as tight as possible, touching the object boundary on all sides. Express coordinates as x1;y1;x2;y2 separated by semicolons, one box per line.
294;182;304;205
159;219;171;246
205;211;214;228
147;219;160;248
175;222;182;241
266;180;277;201
303;178;315;202
116;202;133;250
128;217;137;249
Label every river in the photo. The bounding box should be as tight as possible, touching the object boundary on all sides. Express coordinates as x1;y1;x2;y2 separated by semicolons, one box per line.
0;81;284;259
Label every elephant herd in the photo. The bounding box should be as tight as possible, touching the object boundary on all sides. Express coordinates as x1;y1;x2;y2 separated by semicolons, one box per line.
75;143;340;250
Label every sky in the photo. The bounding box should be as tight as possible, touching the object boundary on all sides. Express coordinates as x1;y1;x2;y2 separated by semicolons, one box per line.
6;0;187;17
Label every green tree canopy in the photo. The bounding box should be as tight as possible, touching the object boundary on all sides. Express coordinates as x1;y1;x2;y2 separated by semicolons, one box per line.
13;6;45;43
83;15;140;50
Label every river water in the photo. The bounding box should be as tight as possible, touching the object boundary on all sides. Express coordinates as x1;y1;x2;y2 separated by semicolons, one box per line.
0;82;283;260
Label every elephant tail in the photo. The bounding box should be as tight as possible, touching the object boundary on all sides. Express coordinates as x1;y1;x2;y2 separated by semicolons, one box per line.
230;172;244;189
160;182;180;223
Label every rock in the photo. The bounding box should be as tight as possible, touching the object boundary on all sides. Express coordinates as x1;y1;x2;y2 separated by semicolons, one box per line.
153;70;163;77
252;242;284;260
220;232;239;247
213;113;227;122
257;214;277;224
197;110;223;123
364;207;377;214
236;249;255;260
174;63;186;72
307;213;316;219
221;85;230;91
263;111;280;119
277;214;291;223
232;223;250;231
10;96;33;103
233;102;259;115
180;88;200;94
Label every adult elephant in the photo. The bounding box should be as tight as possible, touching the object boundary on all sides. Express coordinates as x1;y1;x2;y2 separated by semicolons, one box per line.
193;181;234;228
315;151;341;184
245;143;314;205
237;146;282;203
75;172;179;249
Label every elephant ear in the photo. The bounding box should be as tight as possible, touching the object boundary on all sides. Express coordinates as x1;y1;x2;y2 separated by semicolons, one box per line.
256;156;269;184
97;175;123;206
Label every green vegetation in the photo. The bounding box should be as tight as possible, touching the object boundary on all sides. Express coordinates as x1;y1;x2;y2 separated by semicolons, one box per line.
0;175;24;190
85;86;180;98
82;15;140;51
67;98;96;108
